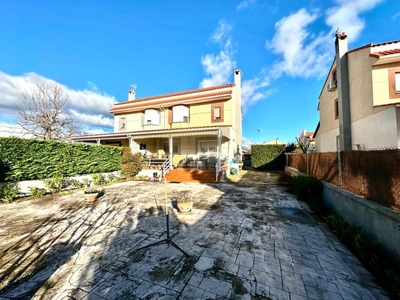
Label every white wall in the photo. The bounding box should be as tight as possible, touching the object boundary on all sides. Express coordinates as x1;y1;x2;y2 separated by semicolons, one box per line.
351;107;398;150
316;128;339;152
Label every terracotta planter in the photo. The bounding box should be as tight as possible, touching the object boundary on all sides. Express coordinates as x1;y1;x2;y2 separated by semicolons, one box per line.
84;190;99;202
177;201;193;214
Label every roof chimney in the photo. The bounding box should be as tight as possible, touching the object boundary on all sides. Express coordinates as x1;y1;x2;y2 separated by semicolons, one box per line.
128;89;135;101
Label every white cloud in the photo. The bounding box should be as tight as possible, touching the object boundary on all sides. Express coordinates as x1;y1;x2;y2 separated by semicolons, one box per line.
0;71;116;133
200;20;237;88
266;8;332;79
326;0;385;41
393;12;400;20
241;76;274;114
200;20;275;114
241;137;253;150
236;0;255;10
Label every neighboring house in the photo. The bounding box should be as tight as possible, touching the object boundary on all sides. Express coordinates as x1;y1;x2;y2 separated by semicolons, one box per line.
316;32;400;152
72;70;243;180
263;139;286;145
298;130;315;152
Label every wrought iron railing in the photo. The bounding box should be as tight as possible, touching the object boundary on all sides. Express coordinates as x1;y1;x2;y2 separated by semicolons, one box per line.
161;156;172;178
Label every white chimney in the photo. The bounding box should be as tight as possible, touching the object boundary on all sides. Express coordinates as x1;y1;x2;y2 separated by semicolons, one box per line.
128;89;135;100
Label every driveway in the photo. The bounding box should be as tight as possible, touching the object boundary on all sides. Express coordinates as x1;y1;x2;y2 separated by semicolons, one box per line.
0;170;388;299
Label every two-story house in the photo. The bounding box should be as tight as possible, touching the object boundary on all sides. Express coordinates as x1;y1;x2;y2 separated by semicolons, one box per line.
315;33;400;152
73;70;243;181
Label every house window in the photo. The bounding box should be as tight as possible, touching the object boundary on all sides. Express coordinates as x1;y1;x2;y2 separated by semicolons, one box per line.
144;109;160;126
332;69;337;82
162;141;178;154
388;67;400;99
334;99;339;120
198;140;218;157
119;116;126;130
172;105;189;123
396;72;400;93
211;103;224;123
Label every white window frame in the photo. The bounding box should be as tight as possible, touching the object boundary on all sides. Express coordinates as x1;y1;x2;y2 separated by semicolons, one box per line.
119;116;126;130
198;140;218;157
172;105;189;123
395;72;400;93
144;109;160;126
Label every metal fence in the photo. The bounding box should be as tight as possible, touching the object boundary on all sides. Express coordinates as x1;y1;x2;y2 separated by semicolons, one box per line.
287;150;400;210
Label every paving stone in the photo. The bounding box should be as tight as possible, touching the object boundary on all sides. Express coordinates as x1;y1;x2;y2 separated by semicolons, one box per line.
269;286;290;300
194;256;214;272
199;277;232;297
282;270;307;296
0;173;389;299
180;284;205;299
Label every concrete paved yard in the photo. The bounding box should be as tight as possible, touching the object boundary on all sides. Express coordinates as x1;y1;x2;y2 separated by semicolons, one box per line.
0;171;388;299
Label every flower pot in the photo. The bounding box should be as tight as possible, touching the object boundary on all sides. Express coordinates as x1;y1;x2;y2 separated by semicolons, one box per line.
84;190;100;202
177;201;193;214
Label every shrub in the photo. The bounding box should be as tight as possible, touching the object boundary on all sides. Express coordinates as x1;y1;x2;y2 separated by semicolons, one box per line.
91;173;105;186
30;187;46;198
69;179;84;189
82;178;91;187
120;148;142;179
0;183;21;203
289;175;323;205
44;164;66;193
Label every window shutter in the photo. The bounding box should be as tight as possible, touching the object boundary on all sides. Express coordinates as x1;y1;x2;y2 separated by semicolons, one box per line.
168;109;173;124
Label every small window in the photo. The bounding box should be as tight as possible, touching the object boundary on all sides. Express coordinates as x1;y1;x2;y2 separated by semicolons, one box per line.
395;72;400;93
388;67;400;99
334;99;339;120
172;105;189;123
211;103;224;122
332;69;337;82
144;109;160;126
119;116;126;130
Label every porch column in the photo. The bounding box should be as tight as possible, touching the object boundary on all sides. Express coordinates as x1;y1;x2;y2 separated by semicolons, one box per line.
96;139;101;145
127;135;133;153
169;135;173;170
217;128;222;160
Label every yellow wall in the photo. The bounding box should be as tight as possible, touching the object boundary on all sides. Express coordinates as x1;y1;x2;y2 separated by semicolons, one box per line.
115;99;233;132
372;62;400;107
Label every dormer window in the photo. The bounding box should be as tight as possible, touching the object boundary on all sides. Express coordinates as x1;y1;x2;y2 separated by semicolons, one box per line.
172;105;189;123
144;109;160;126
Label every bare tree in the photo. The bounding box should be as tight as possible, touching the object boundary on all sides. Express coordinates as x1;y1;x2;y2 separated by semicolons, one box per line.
14;81;81;140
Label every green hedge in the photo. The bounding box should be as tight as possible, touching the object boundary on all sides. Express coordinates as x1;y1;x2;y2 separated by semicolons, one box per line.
0;137;122;182
251;144;287;170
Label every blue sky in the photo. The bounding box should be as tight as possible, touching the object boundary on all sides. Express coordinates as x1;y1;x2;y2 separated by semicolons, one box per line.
0;0;399;147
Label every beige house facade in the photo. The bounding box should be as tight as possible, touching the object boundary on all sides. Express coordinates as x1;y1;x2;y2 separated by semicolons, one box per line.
73;70;243;178
316;33;400;152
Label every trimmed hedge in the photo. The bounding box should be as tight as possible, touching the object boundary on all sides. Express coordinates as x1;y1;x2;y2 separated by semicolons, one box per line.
251;144;287;170
0;137;122;182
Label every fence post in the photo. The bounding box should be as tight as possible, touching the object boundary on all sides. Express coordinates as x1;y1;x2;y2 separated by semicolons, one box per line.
306;152;309;175
285;153;288;167
337;149;342;189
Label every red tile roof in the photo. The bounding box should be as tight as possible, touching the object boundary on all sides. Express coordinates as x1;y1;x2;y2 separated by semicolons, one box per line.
118;83;235;105
110;90;233;113
371;48;400;57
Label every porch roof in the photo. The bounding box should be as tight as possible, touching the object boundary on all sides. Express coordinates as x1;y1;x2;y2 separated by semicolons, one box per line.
72;126;231;142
